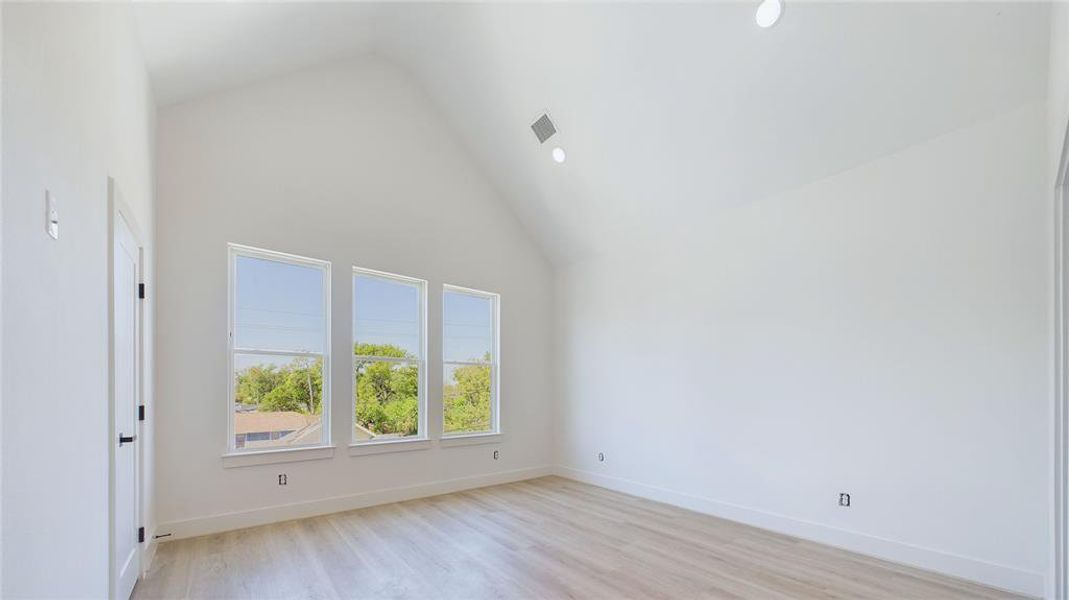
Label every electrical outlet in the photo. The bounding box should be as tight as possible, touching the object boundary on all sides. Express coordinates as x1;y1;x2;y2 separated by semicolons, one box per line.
278;473;287;486
493;450;499;460
597;452;605;462
839;492;850;507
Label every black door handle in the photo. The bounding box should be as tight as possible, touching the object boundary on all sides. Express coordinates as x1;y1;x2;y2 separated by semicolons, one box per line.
119;433;136;447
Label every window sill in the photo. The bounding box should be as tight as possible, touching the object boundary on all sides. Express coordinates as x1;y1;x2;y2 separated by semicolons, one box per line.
439;432;502;448
348;438;432;456
222;445;335;468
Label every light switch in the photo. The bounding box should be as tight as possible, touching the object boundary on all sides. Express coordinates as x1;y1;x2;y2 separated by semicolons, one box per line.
46;191;58;239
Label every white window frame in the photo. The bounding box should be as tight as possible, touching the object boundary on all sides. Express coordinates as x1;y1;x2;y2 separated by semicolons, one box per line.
442;284;500;439
351;267;428;447
226;243;332;456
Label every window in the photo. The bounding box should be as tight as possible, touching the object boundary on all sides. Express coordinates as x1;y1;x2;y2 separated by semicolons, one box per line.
443;285;499;436
228;245;330;452
352;268;427;443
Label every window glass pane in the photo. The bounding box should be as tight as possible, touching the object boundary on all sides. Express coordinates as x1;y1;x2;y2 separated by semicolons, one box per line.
353;275;420;358
233;353;323;449
234;255;324;353
443;362;492;435
354;359;419;441
443;291;493;363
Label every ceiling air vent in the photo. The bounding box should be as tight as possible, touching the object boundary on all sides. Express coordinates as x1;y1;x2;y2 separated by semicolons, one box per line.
531;113;557;144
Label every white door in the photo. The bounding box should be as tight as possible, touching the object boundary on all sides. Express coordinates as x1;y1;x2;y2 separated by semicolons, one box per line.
112;211;141;600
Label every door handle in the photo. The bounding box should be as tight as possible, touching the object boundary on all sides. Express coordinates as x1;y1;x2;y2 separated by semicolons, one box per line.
119;433;136;447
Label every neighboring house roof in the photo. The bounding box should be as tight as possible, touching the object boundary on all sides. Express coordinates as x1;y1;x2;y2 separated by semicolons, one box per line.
234;409;409;446
279;419;323;446
234;411;316;434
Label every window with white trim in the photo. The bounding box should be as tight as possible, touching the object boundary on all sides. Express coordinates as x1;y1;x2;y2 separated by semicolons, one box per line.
442;285;499;436
228;244;330;452
352;268;427;443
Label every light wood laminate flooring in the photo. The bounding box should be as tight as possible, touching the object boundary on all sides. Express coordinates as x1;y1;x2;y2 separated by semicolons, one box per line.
134;476;1026;600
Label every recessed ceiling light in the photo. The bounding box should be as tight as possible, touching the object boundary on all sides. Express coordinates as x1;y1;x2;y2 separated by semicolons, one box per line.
552;147;567;164
755;0;782;28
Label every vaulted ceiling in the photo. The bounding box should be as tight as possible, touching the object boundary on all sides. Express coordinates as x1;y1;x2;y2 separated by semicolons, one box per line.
134;2;1051;264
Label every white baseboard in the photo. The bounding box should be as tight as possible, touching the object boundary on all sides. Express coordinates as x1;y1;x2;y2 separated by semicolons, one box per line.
554;466;1045;599
157;466;552;541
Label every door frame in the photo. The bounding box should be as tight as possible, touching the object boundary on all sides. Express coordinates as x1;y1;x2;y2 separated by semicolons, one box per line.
1055;119;1069;600
107;177;146;600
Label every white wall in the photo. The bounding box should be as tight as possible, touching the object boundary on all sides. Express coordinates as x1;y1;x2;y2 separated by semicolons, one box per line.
1050;6;1069;597
556;101;1050;597
154;56;553;533
1;3;156;597
1051;1;1069;186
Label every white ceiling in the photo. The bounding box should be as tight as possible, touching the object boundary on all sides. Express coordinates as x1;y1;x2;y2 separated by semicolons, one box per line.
134;3;382;106
134;2;1051;264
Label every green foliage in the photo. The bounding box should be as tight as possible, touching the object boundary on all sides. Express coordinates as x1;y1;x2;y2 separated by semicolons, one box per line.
234;357;322;415
235;364;281;405
444;355;491;434
355;344;419;436
234;344;491;437
354;343;408;359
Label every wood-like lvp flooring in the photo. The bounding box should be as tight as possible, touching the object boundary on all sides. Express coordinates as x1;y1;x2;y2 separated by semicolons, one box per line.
135;476;1025;600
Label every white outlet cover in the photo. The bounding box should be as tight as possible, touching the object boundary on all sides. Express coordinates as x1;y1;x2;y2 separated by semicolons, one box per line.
46;191;59;239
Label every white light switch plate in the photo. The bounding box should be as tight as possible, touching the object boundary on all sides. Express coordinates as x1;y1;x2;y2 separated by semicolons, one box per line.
46;191;58;239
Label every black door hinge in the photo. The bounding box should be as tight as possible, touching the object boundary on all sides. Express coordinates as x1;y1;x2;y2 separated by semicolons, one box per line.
138;527;145;544
138;405;145;421
138;283;145;299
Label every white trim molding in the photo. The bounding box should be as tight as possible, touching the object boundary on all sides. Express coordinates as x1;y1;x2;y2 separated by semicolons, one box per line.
347;438;431;456
226;243;333;456
222;444;335;468
155;466;551;541
141;527;159;576
439;432;503;448
351;266;429;445
554;466;1045;598
1055;119;1069;600
442;284;501;437
107;177;147;600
